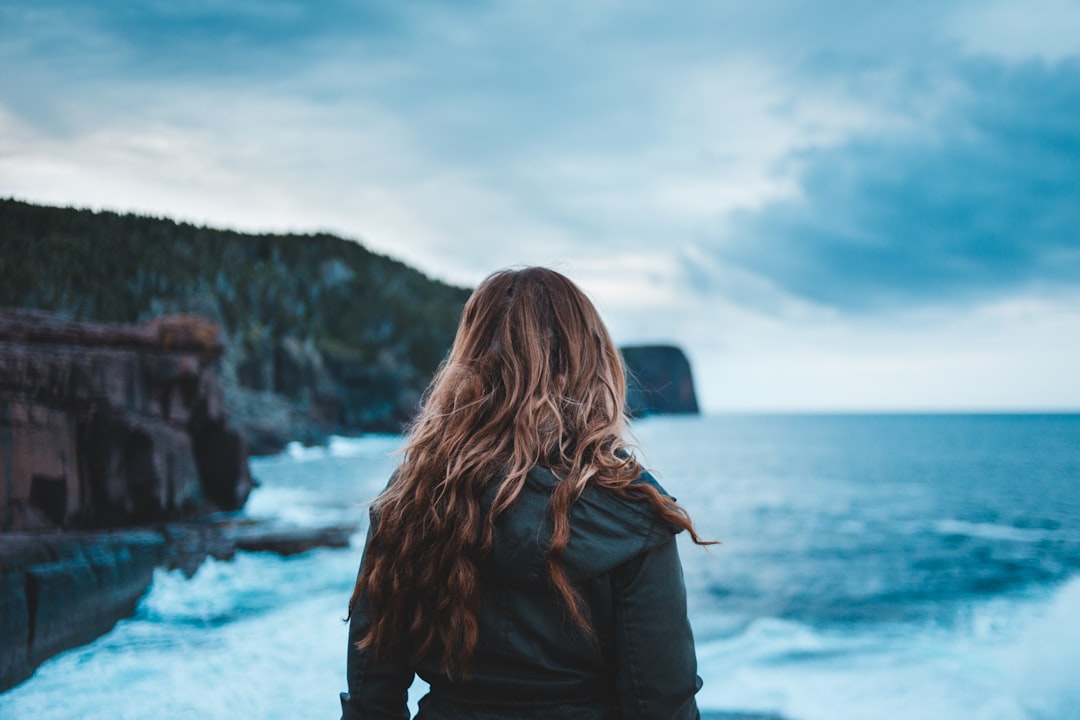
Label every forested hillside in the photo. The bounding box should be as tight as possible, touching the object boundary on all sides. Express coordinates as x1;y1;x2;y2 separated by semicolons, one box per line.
1;198;470;451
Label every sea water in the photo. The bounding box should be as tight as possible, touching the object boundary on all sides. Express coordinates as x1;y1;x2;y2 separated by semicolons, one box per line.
2;415;1078;720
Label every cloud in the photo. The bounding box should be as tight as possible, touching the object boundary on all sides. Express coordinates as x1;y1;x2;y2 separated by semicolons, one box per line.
7;2;1079;316
4;1;1080;409
948;0;1080;63
712;58;1080;312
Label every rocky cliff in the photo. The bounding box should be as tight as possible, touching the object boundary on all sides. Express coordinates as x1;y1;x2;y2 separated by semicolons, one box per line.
622;344;701;416
0;310;251;531
1;198;470;453
0;309;267;691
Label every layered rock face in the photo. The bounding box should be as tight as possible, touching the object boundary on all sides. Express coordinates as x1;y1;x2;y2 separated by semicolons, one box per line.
0;309;260;691
0;310;252;531
622;345;701;416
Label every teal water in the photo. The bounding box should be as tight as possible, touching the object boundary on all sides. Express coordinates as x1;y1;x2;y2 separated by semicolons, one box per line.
2;415;1078;719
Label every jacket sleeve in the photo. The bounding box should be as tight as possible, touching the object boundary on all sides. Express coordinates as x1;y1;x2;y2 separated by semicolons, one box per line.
340;523;415;720
612;534;702;720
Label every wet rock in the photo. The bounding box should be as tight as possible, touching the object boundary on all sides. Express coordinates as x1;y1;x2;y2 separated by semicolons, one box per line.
81;412;204;524
191;420;252;512
158;522;237;577
0;530;165;691
0;569;30;690
231;523;356;556
0;519;357;692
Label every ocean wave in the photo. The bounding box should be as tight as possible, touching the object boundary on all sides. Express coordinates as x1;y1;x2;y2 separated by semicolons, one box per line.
1006;575;1080;720
242;484;362;528
694;576;1080;720
283;440;328;461
933;519;1080;544
137;550;358;626
327;434;403;457
283;434;403;462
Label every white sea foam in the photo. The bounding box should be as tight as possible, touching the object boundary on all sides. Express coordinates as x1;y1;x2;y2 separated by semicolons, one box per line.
694;578;1080;720
242;484;361;528
284;434;402;462
327;434;403;458
933;519;1079;544
3;568;1074;720
0;548;360;720
284;440;328;461
1005;575;1080;720
138;550;358;624
4;415;1077;720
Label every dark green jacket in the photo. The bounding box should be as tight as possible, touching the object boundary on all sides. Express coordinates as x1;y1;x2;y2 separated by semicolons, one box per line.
341;467;702;720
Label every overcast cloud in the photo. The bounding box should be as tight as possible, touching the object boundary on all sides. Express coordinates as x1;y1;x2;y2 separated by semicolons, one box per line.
2;0;1079;410
716;58;1080;311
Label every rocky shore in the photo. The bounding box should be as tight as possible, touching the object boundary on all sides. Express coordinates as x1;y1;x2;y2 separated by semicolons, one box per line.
0;310;358;692
0;519;356;692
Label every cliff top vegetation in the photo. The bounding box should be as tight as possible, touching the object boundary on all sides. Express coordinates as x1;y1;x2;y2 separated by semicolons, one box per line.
1;197;469;381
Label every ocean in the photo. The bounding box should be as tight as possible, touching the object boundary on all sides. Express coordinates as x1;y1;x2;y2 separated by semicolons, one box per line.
2;414;1078;720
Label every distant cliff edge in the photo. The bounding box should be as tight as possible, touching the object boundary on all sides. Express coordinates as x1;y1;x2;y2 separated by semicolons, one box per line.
0;199;470;454
622;344;700;416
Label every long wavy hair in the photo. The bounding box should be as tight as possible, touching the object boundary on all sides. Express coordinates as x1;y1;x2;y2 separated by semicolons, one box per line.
349;267;712;677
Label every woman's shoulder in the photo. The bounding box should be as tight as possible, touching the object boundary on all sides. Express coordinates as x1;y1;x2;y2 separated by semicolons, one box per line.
485;466;682;588
525;467;679;578
577;469;679;537
629;469;674;501
525;466;675;521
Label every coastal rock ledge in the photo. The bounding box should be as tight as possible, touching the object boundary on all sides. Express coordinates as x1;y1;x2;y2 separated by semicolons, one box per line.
0;520;356;692
0;309;261;691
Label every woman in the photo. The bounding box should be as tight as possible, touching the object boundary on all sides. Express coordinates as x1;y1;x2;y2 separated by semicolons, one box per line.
341;267;712;720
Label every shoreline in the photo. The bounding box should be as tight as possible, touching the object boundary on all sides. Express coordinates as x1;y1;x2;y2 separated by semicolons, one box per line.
0;519;356;693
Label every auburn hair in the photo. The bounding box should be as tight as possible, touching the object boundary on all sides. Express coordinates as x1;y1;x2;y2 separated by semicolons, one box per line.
348;266;712;677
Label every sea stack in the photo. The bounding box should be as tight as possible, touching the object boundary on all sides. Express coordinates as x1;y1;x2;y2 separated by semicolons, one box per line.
621;344;700;417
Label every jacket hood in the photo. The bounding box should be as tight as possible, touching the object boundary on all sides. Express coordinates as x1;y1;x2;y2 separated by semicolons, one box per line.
484;466;679;591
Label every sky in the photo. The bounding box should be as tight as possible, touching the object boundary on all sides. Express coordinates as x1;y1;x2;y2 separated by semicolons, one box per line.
2;0;1079;412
